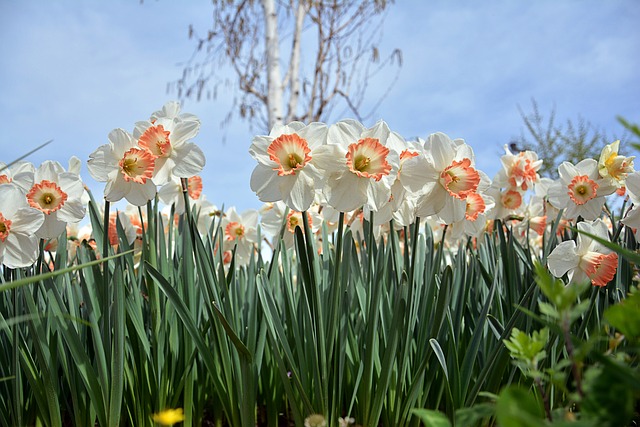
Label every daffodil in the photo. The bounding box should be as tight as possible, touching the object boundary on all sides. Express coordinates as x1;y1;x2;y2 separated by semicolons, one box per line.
313;119;399;213
87;128;157;206
134;101;205;185
24;160;86;239
403;132;482;225
259;201;322;249
250;121;328;212
220;207;259;266
547;159;615;221
493;144;542;192
0;184;44;268
598;140;634;188
547;219;618;287
158;175;203;214
0;161;35;190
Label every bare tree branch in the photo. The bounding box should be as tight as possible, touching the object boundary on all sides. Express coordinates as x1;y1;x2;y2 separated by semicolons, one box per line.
171;0;402;134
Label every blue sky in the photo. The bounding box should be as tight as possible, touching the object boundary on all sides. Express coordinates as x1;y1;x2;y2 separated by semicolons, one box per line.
1;1;639;212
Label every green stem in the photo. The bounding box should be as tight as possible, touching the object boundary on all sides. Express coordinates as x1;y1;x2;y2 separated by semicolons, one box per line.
102;199;111;357
409;217;421;287
563;314;584;400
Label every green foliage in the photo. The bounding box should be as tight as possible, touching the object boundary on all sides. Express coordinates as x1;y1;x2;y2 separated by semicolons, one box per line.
412;409;452;427
504;327;549;375
495;385;545;427
604;287;640;341
582;365;635;427
1;192;638;426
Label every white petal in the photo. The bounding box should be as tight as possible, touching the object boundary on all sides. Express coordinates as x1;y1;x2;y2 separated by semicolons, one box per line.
68;156;82;175
311;144;346;173
575;158;598;178
324;172;368;212
546;180;568;210
437;196;467;225
249;135;275;165
365;181;392;212
57;199;86;224
578;197;605;221
280;173;315;212
241;209;260;228
415;185;447;218
250;164;282;202
327;120;365;149
87;143;115;182
158;179;182;206
625;171;640;203
622;205;640;230
104;174;130;203
401;155;439;193
108;128;136;157
35;160;63;183
298;122;328;149
172;143;206;178
170;120;201;147
36;213;67;239
4;232;40;268
152;157;173;185
0;184;29;218
9;206;45;234
427;133;455;170
557;162;578;184
59;172;85;200
547;240;579;278
125;180;157;206
362;120;390;143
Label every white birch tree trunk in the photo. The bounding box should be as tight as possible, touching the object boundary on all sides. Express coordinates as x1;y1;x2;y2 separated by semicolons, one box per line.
285;0;306;123
262;0;284;129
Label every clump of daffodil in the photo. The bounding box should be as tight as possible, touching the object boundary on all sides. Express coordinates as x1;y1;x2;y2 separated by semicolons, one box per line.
152;408;185;426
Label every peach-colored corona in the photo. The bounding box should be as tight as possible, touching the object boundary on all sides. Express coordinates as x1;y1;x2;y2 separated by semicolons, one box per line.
27;180;68;215
465;192;486;221
0;213;11;242
267;134;312;176
225;222;246;241
581;252;618;287
138;124;172;157
188;176;203;200
440;159;480;199
567;175;598;205
286;211;312;234
346;138;392;181
501;189;522;210
119;148;155;184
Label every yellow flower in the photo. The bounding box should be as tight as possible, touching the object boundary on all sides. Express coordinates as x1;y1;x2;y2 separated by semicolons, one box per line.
152;408;185;425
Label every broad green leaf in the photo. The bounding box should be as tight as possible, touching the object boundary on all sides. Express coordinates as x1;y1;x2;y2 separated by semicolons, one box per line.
604;289;640;340
412;409;452;427
495;385;544;427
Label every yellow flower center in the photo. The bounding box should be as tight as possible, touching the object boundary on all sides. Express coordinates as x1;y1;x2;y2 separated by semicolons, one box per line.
119;147;155;184
268;133;312;176
27;180;68;215
440;158;480;199
568;175;598;205
225;221;245;241
346;138;391;181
